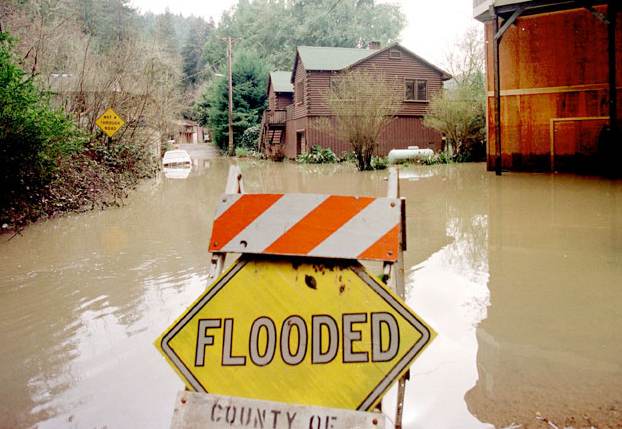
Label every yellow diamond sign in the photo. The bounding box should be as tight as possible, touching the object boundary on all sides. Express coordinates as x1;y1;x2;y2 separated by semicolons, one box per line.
155;257;435;411
95;107;125;137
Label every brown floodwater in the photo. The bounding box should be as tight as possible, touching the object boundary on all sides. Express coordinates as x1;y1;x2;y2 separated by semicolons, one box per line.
0;159;620;429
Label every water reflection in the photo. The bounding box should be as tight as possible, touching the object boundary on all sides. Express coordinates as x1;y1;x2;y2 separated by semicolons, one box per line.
380;165;492;428
1;161;620;428
164;166;192;179
465;174;622;428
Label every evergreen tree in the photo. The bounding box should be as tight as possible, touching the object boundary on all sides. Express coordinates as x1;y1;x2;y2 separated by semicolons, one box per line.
198;49;268;150
203;0;405;71
181;18;211;89
75;0;136;51
154;10;178;57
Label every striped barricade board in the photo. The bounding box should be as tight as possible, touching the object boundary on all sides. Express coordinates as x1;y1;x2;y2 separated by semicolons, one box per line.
209;193;401;261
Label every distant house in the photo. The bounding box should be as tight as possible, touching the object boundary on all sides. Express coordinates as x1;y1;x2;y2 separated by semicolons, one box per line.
172;119;206;144
260;43;451;159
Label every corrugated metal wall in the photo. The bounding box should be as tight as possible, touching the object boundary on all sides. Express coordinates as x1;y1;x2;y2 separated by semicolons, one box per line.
486;6;622;172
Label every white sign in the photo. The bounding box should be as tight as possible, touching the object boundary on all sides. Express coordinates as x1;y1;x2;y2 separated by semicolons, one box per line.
170;391;386;429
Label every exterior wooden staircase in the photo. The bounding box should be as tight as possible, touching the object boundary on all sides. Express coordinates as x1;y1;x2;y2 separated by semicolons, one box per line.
263;128;283;146
259;109;287;154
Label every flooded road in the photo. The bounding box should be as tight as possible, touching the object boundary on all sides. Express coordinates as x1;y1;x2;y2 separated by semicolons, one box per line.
1;159;621;428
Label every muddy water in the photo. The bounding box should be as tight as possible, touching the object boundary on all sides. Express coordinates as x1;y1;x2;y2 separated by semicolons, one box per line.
1;160;621;428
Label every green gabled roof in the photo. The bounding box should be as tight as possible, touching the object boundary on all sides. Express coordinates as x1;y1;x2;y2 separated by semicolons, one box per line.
269;71;294;93
296;46;375;71
293;44;452;81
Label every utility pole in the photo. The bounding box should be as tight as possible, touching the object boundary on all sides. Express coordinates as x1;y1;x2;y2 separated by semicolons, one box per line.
227;37;234;156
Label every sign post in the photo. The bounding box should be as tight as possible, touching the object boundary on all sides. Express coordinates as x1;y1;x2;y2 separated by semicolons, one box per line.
95;107;125;138
156;165;435;428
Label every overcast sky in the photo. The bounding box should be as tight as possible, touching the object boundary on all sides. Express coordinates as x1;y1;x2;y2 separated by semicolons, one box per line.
129;0;479;68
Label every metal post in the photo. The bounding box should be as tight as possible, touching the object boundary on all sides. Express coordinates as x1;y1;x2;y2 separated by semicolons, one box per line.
208;165;244;283
385;167;408;429
608;1;618;135
227;37;235;156
493;13;502;176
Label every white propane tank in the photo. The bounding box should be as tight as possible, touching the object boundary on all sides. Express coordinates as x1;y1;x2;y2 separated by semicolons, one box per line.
388;148;434;163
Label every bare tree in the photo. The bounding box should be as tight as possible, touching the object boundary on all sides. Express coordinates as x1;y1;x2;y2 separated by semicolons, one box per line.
3;1;184;151
424;27;486;160
444;26;485;87
320;69;401;170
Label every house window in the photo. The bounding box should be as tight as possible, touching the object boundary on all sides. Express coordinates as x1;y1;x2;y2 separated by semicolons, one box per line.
389;48;401;59
405;79;427;101
296;81;304;104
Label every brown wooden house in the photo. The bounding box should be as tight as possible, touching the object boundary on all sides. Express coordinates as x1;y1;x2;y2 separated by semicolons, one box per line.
260;71;294;152
476;0;621;174
261;43;451;159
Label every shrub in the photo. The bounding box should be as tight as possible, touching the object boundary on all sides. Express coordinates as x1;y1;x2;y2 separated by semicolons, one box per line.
339;151;357;163
423;28;486;161
239;124;261;150
422;151;453;165
296;145;338;164
370;156;389;170
235;146;262;158
0;31;160;230
0;32;88;225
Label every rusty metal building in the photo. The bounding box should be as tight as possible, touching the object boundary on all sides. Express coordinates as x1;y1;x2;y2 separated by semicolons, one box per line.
475;0;621;174
260;43;451;159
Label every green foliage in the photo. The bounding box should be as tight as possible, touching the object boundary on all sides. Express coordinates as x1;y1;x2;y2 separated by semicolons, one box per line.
423;82;485;162
370;156;388;170
71;0;138;52
422;151;453;165
202;0;405;71
0;30;159;230
424;27;486;162
0;32;87;219
296;145;338;164
153;11;178;57
239;124;261;150
339;151;357;163
234;146;262;158
197;49;269;151
181;18;211;89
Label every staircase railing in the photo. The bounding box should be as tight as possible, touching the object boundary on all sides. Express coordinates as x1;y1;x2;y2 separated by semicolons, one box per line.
263;109;287;125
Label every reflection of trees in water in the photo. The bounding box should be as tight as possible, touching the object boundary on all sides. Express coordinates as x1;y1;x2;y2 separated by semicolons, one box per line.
444;212;488;284
403;163;490;268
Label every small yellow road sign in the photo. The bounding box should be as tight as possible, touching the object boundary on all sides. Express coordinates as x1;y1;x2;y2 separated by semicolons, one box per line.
155;257;435;411
95;107;125;137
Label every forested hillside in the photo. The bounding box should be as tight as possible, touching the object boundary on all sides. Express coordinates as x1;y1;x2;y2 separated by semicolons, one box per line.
0;0;405;230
